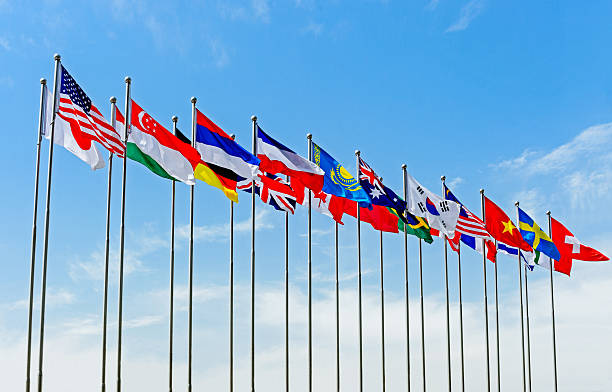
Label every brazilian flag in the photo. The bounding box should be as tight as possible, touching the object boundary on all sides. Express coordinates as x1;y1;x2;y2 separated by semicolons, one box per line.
389;208;433;244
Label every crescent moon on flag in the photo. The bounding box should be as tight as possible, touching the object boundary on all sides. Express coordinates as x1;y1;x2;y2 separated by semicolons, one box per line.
137;110;146;129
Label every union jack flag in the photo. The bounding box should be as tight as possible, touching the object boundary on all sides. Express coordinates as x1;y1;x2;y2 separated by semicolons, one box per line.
358;157;407;219
51;65;125;156
238;172;298;214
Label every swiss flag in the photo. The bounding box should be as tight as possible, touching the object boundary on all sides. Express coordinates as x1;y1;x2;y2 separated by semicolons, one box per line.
550;217;609;276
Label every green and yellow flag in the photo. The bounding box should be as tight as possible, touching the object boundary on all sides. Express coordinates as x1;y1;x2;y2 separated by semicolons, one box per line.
389;208;433;244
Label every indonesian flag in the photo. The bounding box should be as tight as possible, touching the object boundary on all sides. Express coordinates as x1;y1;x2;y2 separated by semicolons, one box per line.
256;125;324;194
550;217;609;276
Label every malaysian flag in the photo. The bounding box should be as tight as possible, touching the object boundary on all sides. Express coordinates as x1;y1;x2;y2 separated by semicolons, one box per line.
444;184;496;261
45;65;124;169
238;172;298;214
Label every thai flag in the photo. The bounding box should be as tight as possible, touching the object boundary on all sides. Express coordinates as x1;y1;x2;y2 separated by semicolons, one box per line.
256;125;324;195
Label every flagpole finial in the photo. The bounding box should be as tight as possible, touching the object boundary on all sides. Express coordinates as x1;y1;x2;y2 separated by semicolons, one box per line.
124;76;131;84
40;78;46;85
480;189;484;195
191;97;197;104
515;201;519;207
251;115;257;122
401;164;406;169
355;150;360;156
53;53;60;61
546;210;551;216
229;134;236;141
110;96;117;104
306;133;312;140
441;175;446;182
172;116;178;123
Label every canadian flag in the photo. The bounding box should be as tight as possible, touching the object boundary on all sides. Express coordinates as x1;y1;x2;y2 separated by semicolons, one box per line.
550;217;609;276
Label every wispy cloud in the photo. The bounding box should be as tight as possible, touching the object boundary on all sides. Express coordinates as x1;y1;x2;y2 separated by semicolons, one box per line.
446;176;464;190
177;209;273;242
302;21;324;37
0;37;10;51
218;0;270;23
426;0;440;11
445;0;485;33
209;38;230;68
7;287;75;311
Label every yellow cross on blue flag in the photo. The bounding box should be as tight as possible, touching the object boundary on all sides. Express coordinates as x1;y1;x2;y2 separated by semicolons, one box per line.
518;207;561;260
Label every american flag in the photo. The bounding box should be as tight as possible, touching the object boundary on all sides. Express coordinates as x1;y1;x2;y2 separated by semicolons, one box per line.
444;185;490;239
238;172;297;214
53;66;124;156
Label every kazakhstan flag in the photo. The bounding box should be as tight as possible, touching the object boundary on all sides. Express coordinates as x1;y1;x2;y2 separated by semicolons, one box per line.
518;207;561;260
312;142;371;204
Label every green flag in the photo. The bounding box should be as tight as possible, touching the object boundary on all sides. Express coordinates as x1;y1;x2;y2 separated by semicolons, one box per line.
389;208;433;244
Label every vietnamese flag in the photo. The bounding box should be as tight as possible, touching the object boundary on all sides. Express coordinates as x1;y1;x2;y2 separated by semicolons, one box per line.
550;217;609;276
484;196;532;252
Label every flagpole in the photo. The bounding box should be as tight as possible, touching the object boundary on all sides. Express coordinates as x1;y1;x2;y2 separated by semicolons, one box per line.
546;211;558;392
116;75;131;392
100;96;117;392
355;150;364;392
457;242;465;392
307;133;313;392
524;265;532;392
250;115;258;392
515;202;527;392
401;164;411;392
493;240;501;392
229;134;236;392
418;238;426;392
335;220;340;392
479;189;491;392
441;176;451;392
169;116;178;392
36;54;61;392
188;97;197;392
25;77;46;392
285;173;290;392
379;229;386;392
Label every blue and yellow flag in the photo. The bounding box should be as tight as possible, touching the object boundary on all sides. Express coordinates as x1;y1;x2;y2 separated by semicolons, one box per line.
518;207;561;260
312;142;370;205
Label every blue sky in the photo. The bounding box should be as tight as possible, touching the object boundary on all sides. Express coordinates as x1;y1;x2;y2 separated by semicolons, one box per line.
2;1;612;391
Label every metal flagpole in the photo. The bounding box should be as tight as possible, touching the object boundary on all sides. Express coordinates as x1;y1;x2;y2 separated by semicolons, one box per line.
307;133;313;392
188;97;197;392
479;189;491;392
250;115;258;392
100;97;117;392
116;75;131;392
36;54;61;392
169;116;178;392
493;241;501;392
419;238;426;392
229;134;236;392
355;150;364;392
524;264;532;392
441;176;452;392
335;221;340;392
515;202;527;392
285;173;290;392
401;164;411;392
25;77;46;392
380;230;387;392
457;242;465;392
546;211;558;392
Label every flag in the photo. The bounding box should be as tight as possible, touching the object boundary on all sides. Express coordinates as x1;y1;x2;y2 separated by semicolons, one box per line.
175;128;241;202
550;217;609;276
45;66;125;169
359;157;406;217
305;190;347;224
389;208;433;243
256;126;324;194
484;196;532;252
312;143;370;204
343;201;399;233
444;185;496;262
118;101;201;184
194;110;260;189
518;207;561;262
405;172;460;236
238;173;298;214
496;244;537;270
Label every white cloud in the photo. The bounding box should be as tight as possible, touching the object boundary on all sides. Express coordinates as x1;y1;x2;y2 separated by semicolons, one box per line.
446;177;464;190
0;37;10;51
445;0;485;33
209;38;230;68
302;22;324;37
178;209;273;242
426;0;440;10
8;288;75;311
218;0;271;23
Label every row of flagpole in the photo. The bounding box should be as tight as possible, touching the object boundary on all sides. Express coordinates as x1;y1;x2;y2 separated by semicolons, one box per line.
26;54;564;392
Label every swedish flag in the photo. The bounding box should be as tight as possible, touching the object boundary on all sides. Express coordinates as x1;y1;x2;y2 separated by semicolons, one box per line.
518;207;561;260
